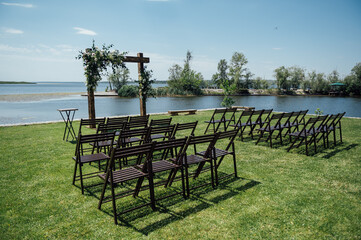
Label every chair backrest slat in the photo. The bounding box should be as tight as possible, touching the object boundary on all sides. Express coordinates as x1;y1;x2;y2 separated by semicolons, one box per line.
172;121;198;138
149;118;172;127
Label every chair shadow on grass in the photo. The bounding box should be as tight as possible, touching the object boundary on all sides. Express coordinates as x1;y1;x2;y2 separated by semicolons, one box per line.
319;143;358;159
96;175;261;236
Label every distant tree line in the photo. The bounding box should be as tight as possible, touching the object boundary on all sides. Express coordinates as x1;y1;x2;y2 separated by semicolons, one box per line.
274;63;361;96
107;49;360;98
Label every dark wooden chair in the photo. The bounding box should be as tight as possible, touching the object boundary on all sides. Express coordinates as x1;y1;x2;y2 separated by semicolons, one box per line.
168;133;220;197
98;142;156;225
171;121;198;139
229;110;254;140
136;137;190;200
72;132;116;194
118;127;150;148
125;119;148;130
92;122;127;153
287;115;328;155
257;109;273;128
196;129;239;185
331;112;345;144
318;112;346;147
149;125;175;141
106;116;129;125
149;117;172;127
77;117;106;136
256;113;285;147
204;108;229;134
281;110;307;137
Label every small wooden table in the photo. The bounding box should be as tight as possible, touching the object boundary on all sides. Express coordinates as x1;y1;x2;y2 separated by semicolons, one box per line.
168;109;197;116
57;108;78;141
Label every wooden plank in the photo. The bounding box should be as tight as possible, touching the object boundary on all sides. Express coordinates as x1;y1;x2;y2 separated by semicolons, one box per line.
123;56;150;63
168;109;197;116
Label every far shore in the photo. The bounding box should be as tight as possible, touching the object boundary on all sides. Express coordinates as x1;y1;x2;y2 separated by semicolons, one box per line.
1;89;359;102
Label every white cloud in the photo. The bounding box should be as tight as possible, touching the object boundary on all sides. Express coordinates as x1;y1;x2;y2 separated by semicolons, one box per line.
73;27;97;36
1;2;33;8
272;47;282;50
4;28;24;34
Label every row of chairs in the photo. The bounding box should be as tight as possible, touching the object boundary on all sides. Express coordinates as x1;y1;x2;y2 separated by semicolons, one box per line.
73;123;240;224
287;112;345;155
254;111;345;155
77;115;175;136
205;108;274;139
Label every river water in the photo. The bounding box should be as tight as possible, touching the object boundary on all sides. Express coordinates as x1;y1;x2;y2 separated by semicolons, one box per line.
0;82;360;125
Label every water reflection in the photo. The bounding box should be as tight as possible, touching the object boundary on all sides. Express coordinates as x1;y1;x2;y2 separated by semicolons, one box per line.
1;95;360;125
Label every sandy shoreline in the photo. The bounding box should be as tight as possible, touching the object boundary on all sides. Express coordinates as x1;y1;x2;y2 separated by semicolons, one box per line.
0;92;86;102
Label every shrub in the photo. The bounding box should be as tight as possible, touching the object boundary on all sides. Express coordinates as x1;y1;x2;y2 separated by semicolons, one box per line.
117;85;138;97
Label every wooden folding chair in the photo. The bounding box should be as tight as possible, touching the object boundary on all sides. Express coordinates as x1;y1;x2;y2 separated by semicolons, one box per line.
118;127;150;148
256;113;285;147
288;115;328;155
149;117;172;127
318;112;345;147
106;116;129;125
196;129;240;185
98;142;156;224
229;110;254;141
168;133;219;197
257;109;273;128
72;132;116;194
149;125;175;141
92;122;127;153
136;137;190;200
204;108;227;134
77;117;106;137
171;121;198;138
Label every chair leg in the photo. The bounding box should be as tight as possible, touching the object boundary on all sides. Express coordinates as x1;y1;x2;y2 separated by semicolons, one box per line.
110;183;118;225
79;164;85;194
148;176;156;211
232;152;237;178
210;160;215;189
214;157;219;186
305;136;308;156
180;168;187;199
72;161;78;185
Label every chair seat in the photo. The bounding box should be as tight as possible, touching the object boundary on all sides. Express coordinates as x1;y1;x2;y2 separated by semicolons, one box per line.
123;137;141;144
258;126;282;132
73;152;109;164
197;148;232;158
151;134;166;140
172;155;209;165
289;129;317;137
137;160;180;173
90;140;115;147
98;167;147;184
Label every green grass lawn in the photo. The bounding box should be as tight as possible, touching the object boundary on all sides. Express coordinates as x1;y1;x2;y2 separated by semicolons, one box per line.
1;111;360;239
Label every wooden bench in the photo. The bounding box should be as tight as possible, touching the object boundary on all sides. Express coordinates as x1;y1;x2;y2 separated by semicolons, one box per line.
168;109;197;116
232;106;255;111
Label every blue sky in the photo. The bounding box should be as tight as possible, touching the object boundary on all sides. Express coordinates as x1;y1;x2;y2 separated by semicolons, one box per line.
0;0;360;82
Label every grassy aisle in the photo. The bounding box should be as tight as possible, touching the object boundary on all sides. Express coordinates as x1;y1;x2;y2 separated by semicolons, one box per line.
0;111;360;239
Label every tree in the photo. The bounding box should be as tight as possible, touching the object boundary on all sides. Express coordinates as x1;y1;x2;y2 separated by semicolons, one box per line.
108;67;130;91
344;62;361;95
228;52;249;91
167;50;204;95
212;59;235;107
274;66;290;90
289;66;305;89
212;59;228;88
77;41;126;126
327;70;340;83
